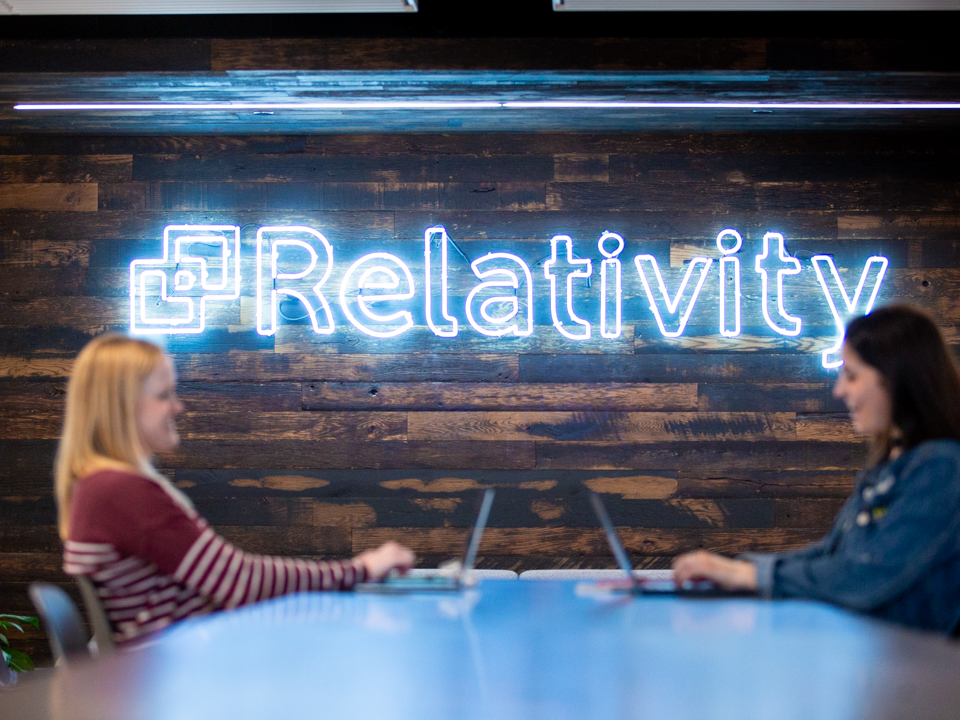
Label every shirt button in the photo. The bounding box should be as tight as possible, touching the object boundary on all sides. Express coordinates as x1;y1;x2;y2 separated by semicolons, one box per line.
856;511;870;526
862;487;876;501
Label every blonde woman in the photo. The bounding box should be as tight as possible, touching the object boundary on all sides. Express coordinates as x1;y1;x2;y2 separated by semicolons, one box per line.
56;334;414;645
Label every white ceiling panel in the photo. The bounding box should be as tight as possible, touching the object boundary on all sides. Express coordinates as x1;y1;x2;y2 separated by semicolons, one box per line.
1;0;416;13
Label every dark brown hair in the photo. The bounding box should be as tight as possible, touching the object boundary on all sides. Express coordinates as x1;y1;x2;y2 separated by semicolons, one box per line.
844;305;960;463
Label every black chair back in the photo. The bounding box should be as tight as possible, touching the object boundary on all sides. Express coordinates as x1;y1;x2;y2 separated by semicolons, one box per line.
28;583;89;664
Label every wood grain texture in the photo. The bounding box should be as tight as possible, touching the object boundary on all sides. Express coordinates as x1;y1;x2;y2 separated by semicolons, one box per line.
0;184;97;211
1;125;952;642
302;382;697;411
353;527;823;556
407;411;796;442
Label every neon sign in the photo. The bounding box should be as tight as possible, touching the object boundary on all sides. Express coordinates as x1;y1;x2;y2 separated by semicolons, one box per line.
129;224;891;369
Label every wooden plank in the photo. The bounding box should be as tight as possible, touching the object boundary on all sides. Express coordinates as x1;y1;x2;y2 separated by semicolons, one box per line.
838;213;960;242
677;470;855;499
0;525;61;554
698;383;845;412
175;468;679;500
159;440;536;470
0;553;67;583
178;382;302;413
217;526;351;556
302;382;698;411
193;497;376;528
210;37;766;73
0;211;396;241
634;328;840;355
0;356;74;378
547;180;960;214
173;352;518;383
0;135;306;155
176;411;407;442
0;380;66;412
0;297;238;327
0;325;117;356
132;154;556;183
609;153;960;185
407;411;796;442
394;210;835;242
774;498;847;528
519;354;831;383
275;325;636;356
553;154;609;183
536;440;866;472
0;496;57;525
98;182;147;211
0;38;210;72
353;527;823;556
0;410;61;439
180;483;767;529
0;441;57;483
132;181;548;212
0;238;90;266
0;265;127;297
0;155;132;183
0;183;97;211
301;132;960;158
796;413;860;442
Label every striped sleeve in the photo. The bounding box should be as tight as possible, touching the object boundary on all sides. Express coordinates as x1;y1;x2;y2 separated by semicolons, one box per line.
172;528;367;608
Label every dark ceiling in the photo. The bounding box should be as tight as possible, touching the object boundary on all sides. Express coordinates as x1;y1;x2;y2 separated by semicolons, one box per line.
0;1;957;44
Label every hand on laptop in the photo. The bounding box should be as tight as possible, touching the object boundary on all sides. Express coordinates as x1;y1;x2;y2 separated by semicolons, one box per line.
672;551;758;592
357;542;416;581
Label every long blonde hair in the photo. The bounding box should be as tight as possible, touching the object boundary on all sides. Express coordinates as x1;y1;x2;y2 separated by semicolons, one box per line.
54;333;191;539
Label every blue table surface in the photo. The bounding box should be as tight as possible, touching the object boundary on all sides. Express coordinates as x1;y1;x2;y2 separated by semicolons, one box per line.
7;580;960;720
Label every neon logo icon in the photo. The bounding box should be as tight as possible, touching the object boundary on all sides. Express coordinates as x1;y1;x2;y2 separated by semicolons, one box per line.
598;231;624;339
634;253;713;338
130;224;240;335
466;252;534;337
339;253;416;338
717;229;743;338
544;235;593;340
256;226;335;337
811;255;889;369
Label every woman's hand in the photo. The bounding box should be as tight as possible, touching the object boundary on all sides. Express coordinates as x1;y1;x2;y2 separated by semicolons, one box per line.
672;550;758;592
356;541;416;581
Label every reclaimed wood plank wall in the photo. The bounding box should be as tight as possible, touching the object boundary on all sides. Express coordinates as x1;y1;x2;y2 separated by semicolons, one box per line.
2;129;959;662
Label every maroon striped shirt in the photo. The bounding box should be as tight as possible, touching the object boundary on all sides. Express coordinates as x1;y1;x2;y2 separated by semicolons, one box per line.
64;470;366;645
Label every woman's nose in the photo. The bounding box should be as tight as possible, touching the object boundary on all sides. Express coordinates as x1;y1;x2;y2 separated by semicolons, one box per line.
832;378;845;399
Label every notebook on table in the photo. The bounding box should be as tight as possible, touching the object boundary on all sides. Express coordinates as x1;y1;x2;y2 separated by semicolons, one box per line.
588;492;755;597
355;489;495;594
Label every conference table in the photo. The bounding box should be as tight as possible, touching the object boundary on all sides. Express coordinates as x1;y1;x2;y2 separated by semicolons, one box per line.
3;579;960;720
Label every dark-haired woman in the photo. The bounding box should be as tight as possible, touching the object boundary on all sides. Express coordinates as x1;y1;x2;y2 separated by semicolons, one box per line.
673;305;960;634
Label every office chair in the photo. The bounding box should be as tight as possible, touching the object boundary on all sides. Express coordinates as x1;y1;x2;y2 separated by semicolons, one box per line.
28;583;89;664
75;576;116;658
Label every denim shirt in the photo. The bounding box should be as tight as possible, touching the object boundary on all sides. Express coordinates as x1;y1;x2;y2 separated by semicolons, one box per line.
742;439;960;634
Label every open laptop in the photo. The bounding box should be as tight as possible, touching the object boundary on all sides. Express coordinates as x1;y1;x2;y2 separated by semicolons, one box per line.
355;489;495;594
588;492;754;597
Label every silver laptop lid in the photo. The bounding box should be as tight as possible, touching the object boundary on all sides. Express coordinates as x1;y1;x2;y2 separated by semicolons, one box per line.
462;489;495;574
589;492;637;585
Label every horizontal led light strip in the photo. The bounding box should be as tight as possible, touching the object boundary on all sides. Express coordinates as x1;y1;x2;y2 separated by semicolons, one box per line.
13;100;960;111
